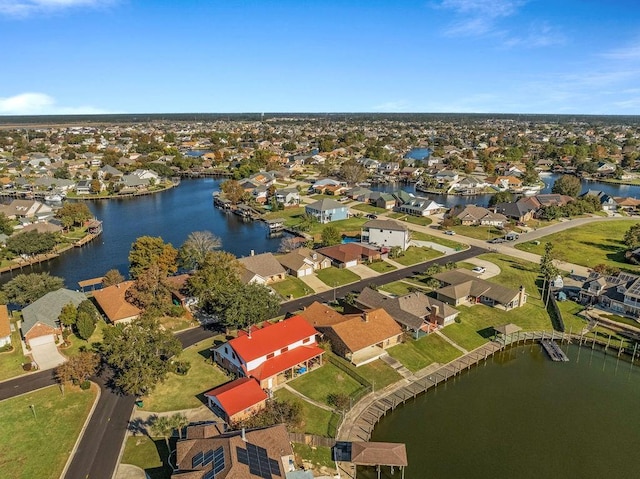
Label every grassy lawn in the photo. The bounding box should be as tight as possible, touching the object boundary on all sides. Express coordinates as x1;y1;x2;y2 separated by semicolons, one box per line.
0;330;30;381
61;319;108;357
557;301;589;332
387;334;462;372
410;231;467;249
351;203;387;214
288;362;365;406
440;312;493;351
316;267;361;287
353;359;402;390
514;220;640;271
140;340;231;412
0;385;97;479
275;388;339;437
122;435;171;479
366;260;397;273
379;280;415;296
393;246;442;266
307;217;368;237
262;206;306;222
271;276;314;299
158;315;195;332
400;215;433;227
450;224;504;241
387;212;404;219
601;313;640;328
478;253;542;301
293;443;335;470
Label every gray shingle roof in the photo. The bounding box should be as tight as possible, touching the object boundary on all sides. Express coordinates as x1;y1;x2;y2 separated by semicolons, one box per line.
21;288;86;333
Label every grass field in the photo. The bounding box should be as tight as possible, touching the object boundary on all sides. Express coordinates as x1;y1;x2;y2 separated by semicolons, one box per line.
274;388;339;437
0;330;29;381
387;334;462;372
288;362;365;406
410;231;467;249
271;276;314;299
316;267;361;287
292;443;335;470
393;246;442;266
346;358;402;390
351;203;387;214
379;280;415;296
122;435;171;479
366;260;397;273
399;215;433;227
514;220;640;271
61;320;108;357
450;224;504;241
140;340;231;412
0;385;97;479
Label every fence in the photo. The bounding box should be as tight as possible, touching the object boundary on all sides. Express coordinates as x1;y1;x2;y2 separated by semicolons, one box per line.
545;285;565;332
289;433;336;448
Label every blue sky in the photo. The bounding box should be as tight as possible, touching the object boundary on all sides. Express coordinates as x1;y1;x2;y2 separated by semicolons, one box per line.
0;0;639;115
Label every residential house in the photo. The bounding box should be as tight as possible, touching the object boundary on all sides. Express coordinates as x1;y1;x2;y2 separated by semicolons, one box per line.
0;305;10;348
75;179;92;195
203;377;268;424
493;197;539;222
91;281;142;324
454;176;486;194
311;178;341;194
316;243;381;268
277;247;331;278
33;177;75;193
533;194;573;207
299;302;402;366
274;187;300;206
238;252;287;284
98;164;123;179
172;423;298;479
486;175;523;191
21;288;86;347
212;315;324;389
433;269;527;310
305;198;349;223
355;287;459;334
361;219;410;251
580;190;618;212
434;169;459;187
346;186;373;202
579;272;640;317
452;205;507;227
0;199;53;220
397;197;444;217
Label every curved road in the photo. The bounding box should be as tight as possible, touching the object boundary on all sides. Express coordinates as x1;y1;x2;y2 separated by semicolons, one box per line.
0;246;484;479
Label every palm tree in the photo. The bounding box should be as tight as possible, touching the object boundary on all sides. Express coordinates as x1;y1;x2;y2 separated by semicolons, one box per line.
170;413;190;439
149;415;174;450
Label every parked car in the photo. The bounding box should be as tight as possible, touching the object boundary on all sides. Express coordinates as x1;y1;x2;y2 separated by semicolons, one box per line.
489;237;506;243
472;266;486;274
444;230;456;235
505;233;519;241
366;214;378;219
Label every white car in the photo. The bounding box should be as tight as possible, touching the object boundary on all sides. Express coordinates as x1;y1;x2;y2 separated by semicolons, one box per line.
472;266;486;274
444;230;456;235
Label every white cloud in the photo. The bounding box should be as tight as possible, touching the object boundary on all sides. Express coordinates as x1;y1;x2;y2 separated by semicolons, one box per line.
0;92;111;115
435;0;527;37
0;0;113;17
601;41;640;61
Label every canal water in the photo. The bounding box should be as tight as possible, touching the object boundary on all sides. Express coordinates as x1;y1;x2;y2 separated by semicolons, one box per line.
4;175;640;288
362;344;640;479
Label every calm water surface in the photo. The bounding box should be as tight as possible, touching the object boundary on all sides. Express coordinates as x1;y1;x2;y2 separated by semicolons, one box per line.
363;344;640;479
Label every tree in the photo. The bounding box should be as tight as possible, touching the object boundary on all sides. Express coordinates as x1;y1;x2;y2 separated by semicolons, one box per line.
126;263;173;314
320;225;341;247
552;175;581;197
56;202;93;229
78;299;100;322
2;272;64;306
179;231;222;270
90;179;102;194
128;236;178;279
6;230;58;257
170;413;190;439
100;315;182;396
186;251;242;314
103;269;125;287
59;302;78;330
55;351;100;385
339;159;367;185
238;400;302;430
149;415;174;449
488;191;513;207
540;243;559;307
76;310;96;340
624;223;640;249
0;213;13;235
220;179;245;204
327;393;350;412
219;282;280;332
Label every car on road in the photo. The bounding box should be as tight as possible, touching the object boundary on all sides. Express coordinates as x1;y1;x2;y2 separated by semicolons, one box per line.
488;237;506;243
472;266;486;274
444;230;456;235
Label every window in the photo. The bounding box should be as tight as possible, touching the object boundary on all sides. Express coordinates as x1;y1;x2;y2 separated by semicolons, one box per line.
303;337;310;343
281;346;288;353
267;352;275;359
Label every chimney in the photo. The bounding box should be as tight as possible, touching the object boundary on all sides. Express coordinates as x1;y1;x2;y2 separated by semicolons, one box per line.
241;427;247;442
363;312;369;322
518;285;526;306
431;305;439;322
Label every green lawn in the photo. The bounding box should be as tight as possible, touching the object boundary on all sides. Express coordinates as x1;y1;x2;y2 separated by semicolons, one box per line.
0;385;97;479
350;359;402;390
366;260;397;273
379;281;415;296
262;206;306;222
410;231;468;249
293;443;335;470
316;267;361;287
400;215;433;227
440;312;493;351
60;320;108;357
450;224;504;241
351;203;387;214
514;220;640;272
557;300;589;333
477;253;542;301
122;435;171;479
393;246;443;266
271;276;314;299
387;212;405;219
0;330;30;381
307;217;368;237
288;362;365;406
387;334;462;372
140;340;231;412
601;313;640;329
275;388;340;437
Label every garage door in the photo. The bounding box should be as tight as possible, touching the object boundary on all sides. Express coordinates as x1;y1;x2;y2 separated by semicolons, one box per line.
29;334;55;347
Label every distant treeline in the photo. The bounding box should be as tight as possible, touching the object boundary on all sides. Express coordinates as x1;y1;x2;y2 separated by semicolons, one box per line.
1;112;640;125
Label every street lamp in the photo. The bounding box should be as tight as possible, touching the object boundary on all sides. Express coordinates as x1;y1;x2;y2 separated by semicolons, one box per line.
29;404;36;419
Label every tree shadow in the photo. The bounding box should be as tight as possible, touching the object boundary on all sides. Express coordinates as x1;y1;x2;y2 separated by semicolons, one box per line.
147;437;174;479
478;327;495;339
581;241;623;252
128;417;151;437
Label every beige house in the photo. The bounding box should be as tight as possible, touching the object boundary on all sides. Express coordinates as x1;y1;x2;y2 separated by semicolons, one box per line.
277;247;331;277
238;252;287;284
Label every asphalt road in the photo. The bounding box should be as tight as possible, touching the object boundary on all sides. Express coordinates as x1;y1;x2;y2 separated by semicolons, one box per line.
1;245;484;479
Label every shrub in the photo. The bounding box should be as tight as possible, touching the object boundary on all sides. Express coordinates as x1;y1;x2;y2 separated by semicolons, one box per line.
172;360;191;376
168;304;184;317
22;362;33;371
80;380;91;390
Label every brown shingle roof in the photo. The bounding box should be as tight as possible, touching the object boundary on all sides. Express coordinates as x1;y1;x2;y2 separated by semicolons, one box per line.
331;309;403;353
238;252;286;280
298;301;345;327
350;442;408;466
0;305;11;338
91;281;142;323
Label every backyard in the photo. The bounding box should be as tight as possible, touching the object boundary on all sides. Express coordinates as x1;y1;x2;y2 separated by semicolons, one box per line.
387;334;462;372
514;220;640;271
288;362;365;406
122;435;171;479
0;385;98;479
274;388;340;437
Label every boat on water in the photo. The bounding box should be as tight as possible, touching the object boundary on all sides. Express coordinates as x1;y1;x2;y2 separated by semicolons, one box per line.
44;194;63;203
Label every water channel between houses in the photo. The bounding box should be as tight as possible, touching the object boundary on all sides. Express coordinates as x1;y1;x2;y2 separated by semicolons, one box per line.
360;344;640;479
3;175;640;287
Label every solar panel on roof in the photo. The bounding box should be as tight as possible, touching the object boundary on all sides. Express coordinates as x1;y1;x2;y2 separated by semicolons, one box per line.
192;451;204;469
202;449;214;467
237;447;249;465
269;458;281;476
237;443;282;478
213;447;225;474
203;469;216;479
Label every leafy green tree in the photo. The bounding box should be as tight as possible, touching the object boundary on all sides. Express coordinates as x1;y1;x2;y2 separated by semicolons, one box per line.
219;282;280;332
0;213;13;235
100;315;181;396
552;175;581;197
128;236;178;279
220;179;245;204
339;159;367;185
6;230;58;257
102;269;125;287
238;400;302;430
540;243;559;307
179;231;222;270
55;351;100;385
186;251;242;313
2;273;64;306
90;179;102;194
488;191;514;207
321;225;341;247
78;299;100;322
56;202;93;229
126;263;173;314
170;413;190;439
149;415;174;449
59;302;78;329
76;311;96;340
624;223;640;249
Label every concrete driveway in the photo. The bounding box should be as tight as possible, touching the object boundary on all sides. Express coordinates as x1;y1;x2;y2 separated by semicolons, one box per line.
31;342;67;370
350;263;379;279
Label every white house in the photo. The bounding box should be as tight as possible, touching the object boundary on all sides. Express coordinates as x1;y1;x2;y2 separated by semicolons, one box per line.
361;219;410;251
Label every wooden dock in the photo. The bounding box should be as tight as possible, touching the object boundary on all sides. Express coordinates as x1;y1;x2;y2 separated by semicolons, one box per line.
540;339;569;361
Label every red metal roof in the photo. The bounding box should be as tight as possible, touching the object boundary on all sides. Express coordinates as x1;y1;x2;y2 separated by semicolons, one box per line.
229;315;318;363
249;345;325;381
204;377;268;418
